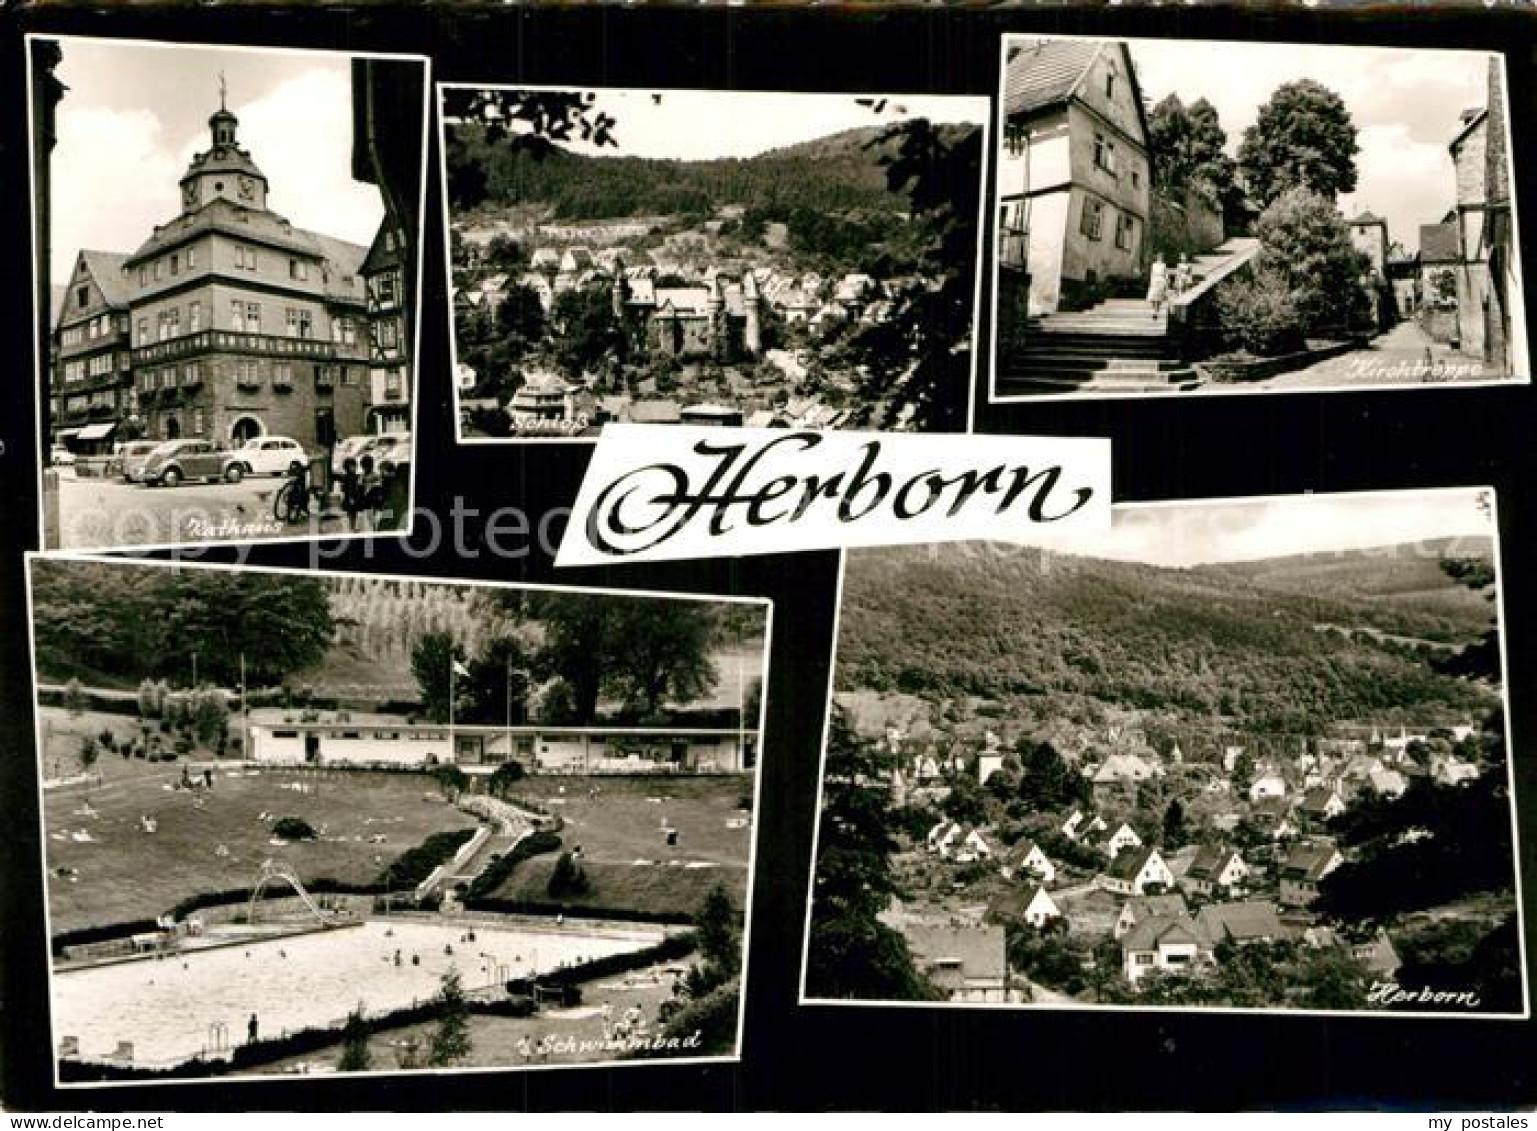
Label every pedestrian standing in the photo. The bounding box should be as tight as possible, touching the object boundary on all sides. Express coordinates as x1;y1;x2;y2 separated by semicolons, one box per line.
1148;256;1169;319
358;455;383;533
335;457;361;531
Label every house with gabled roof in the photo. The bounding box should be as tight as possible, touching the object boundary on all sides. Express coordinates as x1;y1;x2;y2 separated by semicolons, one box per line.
1299;786;1346;824
1093;821;1143;860
1021;884;1062;929
1279;839;1345;908
1193;900;1288;948
1121;914;1210;984
1179;845;1249;899
996;38;1152;317
1001;839;1056;884
1098;845;1175;896
905;924;1013;1003
929;821;996;864
1114;892;1190;940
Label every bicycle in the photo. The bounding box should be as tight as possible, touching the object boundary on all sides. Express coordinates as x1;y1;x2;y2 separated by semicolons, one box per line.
273;475;324;524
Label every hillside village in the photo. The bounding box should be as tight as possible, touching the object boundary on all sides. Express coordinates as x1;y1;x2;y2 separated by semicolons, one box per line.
454;236;912;433
867;712;1497;1006
444;105;981;438
808;520;1518;1013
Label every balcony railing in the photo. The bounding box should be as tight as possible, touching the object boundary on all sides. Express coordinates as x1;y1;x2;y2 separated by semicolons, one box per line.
132;329;367;366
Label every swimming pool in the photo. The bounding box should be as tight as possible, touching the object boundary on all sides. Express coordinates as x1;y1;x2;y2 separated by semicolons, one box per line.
53;917;665;1068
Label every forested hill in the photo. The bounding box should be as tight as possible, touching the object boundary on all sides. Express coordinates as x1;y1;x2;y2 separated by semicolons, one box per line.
447;120;974;220
835;542;1498;733
1198;536;1495;641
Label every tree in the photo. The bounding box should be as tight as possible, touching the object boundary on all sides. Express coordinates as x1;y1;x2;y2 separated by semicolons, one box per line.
1252;187;1372;337
487;760;526;799
483;233;527;273
78;735;99;771
1238;79;1360;207
463;635;533;725
1232;750;1256;794
433;765;470;800
546;850;590;898
696;883;740;979
532;593;719;723
427;970;473;1067
805;707;942;1001
63;677;84;716
1162;798;1188;849
494;282;547;361
549;283;627;377
1149;94;1235;205
411;632;467;724
606;602;719;719
338;1004;372;1072
845;119;983;433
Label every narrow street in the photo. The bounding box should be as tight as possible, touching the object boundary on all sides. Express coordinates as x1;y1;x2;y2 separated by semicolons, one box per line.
1260;320;1501;389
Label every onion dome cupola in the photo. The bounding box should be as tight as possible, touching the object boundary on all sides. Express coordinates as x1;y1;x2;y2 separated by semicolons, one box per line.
178;74;270;214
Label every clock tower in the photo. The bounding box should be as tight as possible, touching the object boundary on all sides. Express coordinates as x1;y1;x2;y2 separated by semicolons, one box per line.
177;77;269;214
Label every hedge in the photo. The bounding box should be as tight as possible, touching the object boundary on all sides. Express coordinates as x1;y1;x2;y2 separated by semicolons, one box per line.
463;829;562;900
375;827;478;890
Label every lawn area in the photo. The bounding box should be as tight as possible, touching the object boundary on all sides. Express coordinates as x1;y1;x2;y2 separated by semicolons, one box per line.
486;775;755;919
44;767;478;937
36;708;166;782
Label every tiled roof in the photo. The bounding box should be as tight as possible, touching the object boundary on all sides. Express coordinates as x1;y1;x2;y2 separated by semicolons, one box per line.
81;250;133;309
1003;39;1104;119
1185;844;1237;881
1106;845;1159;881
905;924;1008;982
1121;914;1202;953
1419;222;1461;264
1300;786;1338;812
1194;900;1286;945
1281;839;1339;881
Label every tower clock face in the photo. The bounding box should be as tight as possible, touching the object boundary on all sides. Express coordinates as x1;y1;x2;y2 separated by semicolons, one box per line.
238;175;255;201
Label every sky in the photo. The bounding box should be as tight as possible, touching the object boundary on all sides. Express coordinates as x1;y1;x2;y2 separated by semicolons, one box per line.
451;87;986;161
1112;37;1499;257
47;37;394;280
1040;487;1496;569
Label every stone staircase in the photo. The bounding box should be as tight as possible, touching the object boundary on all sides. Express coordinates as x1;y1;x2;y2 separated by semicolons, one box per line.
996;239;1260;397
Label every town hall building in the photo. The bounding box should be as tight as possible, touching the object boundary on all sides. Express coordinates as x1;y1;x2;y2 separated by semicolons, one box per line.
51;90;390;452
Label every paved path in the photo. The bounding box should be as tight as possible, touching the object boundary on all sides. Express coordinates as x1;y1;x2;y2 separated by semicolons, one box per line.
1261;321;1503;389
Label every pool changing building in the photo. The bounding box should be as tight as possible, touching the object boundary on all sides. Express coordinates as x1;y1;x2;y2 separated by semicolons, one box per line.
247;717;757;774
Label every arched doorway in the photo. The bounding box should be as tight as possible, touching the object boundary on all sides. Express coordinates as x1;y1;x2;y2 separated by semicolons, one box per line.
230;416;263;445
164;417;181;440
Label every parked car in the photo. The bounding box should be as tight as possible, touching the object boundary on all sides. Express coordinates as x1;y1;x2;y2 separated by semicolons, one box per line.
139;439;245;487
233;435;310;477
114;440;162;483
49;445;76;468
331;431;412;477
364;431;412;469
330;434;374;478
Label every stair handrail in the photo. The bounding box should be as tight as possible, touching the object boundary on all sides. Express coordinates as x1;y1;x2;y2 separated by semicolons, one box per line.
1168;239;1262;315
